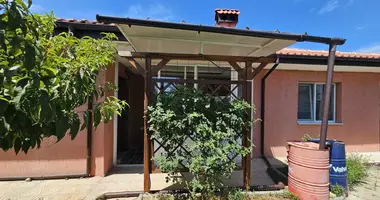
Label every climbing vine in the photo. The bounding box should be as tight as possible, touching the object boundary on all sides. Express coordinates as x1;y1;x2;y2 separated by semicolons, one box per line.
149;86;256;199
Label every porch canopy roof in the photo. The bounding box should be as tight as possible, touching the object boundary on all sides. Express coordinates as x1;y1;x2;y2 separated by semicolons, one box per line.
96;14;346;193
96;15;345;61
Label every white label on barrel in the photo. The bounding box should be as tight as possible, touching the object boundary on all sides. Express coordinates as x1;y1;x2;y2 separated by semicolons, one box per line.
332;166;347;173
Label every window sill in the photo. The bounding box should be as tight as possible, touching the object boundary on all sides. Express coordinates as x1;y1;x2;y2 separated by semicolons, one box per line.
297;121;343;126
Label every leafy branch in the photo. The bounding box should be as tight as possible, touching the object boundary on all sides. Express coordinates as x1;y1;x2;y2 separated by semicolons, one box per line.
0;0;127;153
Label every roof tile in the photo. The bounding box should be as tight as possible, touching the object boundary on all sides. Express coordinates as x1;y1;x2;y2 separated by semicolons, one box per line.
215;9;240;15
277;48;380;59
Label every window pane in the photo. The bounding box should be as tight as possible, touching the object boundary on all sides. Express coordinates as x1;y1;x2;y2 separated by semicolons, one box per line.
316;84;335;121
298;83;314;120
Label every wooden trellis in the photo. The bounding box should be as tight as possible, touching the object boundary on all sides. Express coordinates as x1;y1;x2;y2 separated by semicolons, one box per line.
151;78;247;172
124;56;267;192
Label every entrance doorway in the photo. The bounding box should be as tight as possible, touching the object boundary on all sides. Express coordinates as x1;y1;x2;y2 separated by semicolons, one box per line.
116;71;144;165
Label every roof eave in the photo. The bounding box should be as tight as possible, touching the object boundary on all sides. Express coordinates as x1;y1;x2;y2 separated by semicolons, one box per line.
96;14;346;45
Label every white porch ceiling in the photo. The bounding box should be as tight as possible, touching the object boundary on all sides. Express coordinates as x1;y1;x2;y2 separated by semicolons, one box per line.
117;24;296;57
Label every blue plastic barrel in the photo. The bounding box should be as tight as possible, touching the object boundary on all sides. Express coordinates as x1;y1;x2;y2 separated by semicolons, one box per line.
307;138;348;191
329;142;348;191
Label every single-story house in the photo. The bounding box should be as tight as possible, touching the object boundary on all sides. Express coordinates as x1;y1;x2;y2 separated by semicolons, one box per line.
1;9;379;191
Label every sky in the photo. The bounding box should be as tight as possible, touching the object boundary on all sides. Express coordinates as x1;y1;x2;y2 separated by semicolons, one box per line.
30;0;380;53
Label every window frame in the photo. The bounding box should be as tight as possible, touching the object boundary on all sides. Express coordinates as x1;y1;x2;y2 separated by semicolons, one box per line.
298;82;336;123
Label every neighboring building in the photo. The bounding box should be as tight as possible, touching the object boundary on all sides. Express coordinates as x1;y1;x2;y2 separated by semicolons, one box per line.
1;11;380;181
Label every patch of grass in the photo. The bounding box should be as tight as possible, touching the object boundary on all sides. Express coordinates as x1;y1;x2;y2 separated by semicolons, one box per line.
347;153;369;188
331;184;345;197
281;191;300;200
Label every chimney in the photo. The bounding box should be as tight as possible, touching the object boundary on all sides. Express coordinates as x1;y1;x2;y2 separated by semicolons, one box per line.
215;9;240;28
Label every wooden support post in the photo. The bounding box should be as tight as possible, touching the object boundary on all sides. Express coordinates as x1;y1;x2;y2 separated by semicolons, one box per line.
228;61;245;80
143;56;152;192
252;62;268;79
127;58;146;76
152;58;171;75
244;61;253;191
319;43;337;150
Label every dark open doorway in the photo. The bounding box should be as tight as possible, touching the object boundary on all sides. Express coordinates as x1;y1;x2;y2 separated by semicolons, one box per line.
116;72;144;165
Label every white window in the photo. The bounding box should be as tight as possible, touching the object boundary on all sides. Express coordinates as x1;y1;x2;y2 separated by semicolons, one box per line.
297;83;336;122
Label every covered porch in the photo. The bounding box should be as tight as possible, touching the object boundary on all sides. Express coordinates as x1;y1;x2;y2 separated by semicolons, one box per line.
96;14;345;192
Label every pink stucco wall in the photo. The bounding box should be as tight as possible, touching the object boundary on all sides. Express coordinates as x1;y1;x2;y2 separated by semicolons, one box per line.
253;70;380;158
1;64;380;178
0;64;116;179
0;107;88;178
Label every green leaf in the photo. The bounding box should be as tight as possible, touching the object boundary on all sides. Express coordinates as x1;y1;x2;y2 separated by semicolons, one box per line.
39;90;50;121
13;86;26;109
15;0;27;10
80;111;89;131
0;98;9;113
27;0;32;8
22;139;31;153
94;108;101;128
9;65;21;71
14;137;22;154
70;113;80;140
41;67;57;77
25;43;36;70
0;116;10;133
55;117;68;141
0;137;10;151
79;68;84;79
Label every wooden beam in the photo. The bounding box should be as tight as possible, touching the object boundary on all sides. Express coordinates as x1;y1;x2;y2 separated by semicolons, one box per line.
228;61;245;80
243;61;253;191
251;62;268;79
125;52;276;63
127;58;146;76
143;57;152;193
152;58;171;75
116;55;140;74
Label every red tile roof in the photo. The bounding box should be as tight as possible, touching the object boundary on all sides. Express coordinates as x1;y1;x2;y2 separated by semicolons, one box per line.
277;48;380;59
215;9;240;15
56;18;115;25
55;18;380;59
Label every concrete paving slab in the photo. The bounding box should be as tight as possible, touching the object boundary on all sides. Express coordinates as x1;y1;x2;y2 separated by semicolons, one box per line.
0;159;274;200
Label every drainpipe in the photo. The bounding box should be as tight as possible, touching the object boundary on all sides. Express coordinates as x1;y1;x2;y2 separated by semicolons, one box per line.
69;22;93;177
260;57;280;166
86;96;93;176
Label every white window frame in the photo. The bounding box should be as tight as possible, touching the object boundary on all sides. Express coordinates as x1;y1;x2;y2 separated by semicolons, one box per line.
298;82;336;123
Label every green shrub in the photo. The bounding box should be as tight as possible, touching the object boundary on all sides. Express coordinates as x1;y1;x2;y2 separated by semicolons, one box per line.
301;133;319;142
149;86;255;199
346;153;369;187
331;184;345;197
225;189;248;200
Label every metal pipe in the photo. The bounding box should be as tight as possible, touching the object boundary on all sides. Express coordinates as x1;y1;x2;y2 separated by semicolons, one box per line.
86;96;93;176
260;59;280;157
96;15;346;45
319;43;338;150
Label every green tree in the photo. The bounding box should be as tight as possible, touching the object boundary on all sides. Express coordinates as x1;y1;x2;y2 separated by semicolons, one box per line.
0;0;127;154
149;86;255;199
